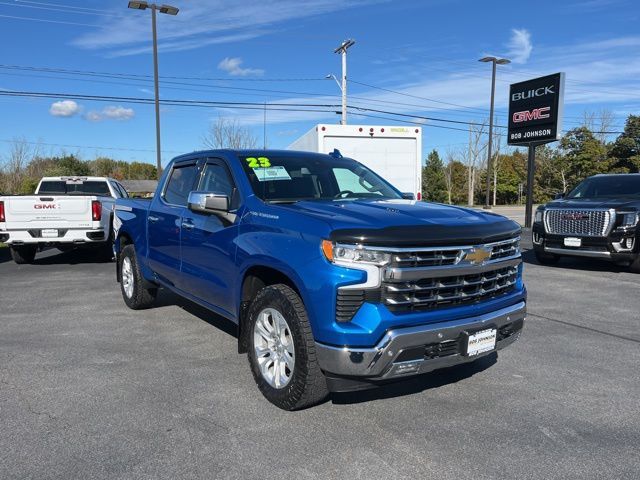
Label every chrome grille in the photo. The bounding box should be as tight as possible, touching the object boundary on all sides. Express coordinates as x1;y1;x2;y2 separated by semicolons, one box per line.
382;265;518;312
544;209;614;237
390;249;461;268
387;237;520;268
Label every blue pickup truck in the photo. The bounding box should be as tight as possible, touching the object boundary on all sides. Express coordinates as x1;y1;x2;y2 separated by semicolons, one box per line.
113;149;526;410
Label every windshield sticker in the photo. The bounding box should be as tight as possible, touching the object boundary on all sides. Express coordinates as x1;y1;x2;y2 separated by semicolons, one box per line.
254;166;291;182
245;157;271;168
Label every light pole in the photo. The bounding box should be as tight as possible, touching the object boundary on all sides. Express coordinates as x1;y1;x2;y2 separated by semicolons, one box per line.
333;39;355;125
479;56;510;209
128;1;179;180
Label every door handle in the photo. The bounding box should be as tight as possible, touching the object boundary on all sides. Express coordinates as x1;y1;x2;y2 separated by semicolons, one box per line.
181;220;195;230
148;215;160;223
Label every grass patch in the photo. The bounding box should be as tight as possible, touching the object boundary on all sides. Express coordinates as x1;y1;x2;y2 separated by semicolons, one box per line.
0;243;7;248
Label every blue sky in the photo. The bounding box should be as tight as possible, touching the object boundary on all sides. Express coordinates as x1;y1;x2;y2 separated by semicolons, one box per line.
0;0;639;167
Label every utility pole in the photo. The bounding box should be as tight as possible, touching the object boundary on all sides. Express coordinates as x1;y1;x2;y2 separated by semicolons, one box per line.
128;1;179;180
334;39;355;125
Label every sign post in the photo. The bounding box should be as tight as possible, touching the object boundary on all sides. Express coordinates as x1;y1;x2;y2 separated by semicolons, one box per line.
507;72;565;228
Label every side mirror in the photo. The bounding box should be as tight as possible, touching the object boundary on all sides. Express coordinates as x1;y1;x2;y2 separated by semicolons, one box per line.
554;192;565;200
188;191;229;214
401;192;415;200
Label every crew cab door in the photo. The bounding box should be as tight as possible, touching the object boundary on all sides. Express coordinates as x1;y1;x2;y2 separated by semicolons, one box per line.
179;158;240;316
147;161;198;286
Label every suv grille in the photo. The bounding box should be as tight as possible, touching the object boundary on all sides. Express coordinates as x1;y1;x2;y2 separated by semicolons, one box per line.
382;265;518;312
544;209;614;237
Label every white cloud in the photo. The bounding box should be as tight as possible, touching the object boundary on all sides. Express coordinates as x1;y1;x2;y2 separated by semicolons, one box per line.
85;105;135;122
49;100;80;117
506;28;533;64
217;57;264;76
102;106;135;120
71;1;383;56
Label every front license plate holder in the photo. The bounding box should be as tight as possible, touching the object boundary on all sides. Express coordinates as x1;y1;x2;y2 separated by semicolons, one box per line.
564;237;582;248
462;328;497;357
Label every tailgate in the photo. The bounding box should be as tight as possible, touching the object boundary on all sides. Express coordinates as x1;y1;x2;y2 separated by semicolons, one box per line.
4;196;95;229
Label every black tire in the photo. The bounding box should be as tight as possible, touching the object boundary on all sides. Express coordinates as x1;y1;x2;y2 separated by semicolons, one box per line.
247;284;329;410
10;245;37;264
119;244;157;309
534;247;560;265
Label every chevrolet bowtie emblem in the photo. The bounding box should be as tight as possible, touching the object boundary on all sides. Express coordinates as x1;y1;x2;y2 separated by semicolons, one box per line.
464;247;492;264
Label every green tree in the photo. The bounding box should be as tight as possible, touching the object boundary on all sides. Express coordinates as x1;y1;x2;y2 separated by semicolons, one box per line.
610;115;640;172
422;149;448;202
128;162;157;180
45;155;91;176
558;127;610;190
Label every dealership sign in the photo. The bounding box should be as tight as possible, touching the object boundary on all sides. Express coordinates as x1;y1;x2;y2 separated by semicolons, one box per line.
507;72;565;145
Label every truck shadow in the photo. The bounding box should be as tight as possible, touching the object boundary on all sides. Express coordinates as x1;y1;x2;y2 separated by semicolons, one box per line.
329;353;497;405
0;247;10;263
154;288;238;339
521;248;630;274
32;248;114;265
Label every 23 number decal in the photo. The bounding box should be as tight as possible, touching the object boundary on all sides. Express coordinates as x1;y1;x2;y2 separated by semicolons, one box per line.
245;157;271;168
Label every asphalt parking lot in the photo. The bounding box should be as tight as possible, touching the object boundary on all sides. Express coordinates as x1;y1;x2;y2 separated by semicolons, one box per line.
1;237;639;480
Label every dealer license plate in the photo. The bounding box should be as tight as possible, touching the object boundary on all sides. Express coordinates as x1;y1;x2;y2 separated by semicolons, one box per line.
41;229;59;238
564;237;582;247
466;328;497;357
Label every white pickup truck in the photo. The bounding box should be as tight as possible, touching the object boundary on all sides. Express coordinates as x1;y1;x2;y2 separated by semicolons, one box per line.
0;176;130;264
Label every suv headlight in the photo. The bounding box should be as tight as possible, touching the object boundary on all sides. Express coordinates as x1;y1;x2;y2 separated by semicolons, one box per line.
322;240;391;266
534;209;543;223
620;212;639;228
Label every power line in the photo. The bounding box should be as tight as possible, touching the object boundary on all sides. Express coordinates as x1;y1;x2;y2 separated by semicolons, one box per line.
0;1;120;17
14;0;113;13
0;138;182;154
0;89;626;134
0;13;97;26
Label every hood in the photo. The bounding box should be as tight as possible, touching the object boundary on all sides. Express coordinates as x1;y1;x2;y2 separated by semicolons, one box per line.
278;199;520;247
545;197;640;211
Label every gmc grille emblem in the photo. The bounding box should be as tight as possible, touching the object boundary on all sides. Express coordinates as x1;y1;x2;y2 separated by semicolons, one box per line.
560;213;589;221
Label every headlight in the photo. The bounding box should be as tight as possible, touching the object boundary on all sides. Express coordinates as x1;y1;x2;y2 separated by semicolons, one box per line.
534;209;543;223
321;240;391;266
620;212;639;227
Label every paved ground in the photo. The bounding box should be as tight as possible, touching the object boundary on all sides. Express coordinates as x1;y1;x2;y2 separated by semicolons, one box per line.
1;240;639;480
471;205;539;226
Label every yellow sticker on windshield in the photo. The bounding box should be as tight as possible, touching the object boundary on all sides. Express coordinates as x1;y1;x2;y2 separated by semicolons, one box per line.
246;157;271;168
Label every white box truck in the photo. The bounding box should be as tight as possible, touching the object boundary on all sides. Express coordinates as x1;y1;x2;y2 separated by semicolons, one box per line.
287;124;423;199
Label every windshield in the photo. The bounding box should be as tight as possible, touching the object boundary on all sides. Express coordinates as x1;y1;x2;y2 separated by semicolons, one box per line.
38;180;111;196
566;176;640;199
238;154;402;203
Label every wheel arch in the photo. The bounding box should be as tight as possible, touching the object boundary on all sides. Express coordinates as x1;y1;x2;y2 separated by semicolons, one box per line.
237;264;304;354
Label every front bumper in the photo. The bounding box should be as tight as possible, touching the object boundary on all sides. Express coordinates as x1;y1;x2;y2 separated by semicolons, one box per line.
532;225;638;262
315;301;525;384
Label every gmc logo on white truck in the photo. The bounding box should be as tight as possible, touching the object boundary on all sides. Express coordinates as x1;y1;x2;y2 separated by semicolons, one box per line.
513;107;551;123
34;204;57;209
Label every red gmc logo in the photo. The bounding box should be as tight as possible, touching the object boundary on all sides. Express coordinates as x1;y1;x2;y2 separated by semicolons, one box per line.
513;106;551;123
34;204;57;209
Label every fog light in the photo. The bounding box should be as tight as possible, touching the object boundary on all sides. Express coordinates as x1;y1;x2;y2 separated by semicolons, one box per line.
624;237;635;250
532;232;543;245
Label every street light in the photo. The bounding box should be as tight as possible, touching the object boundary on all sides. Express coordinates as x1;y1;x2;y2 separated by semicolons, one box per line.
479;56;510;209
333;39;355;125
127;1;179;180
